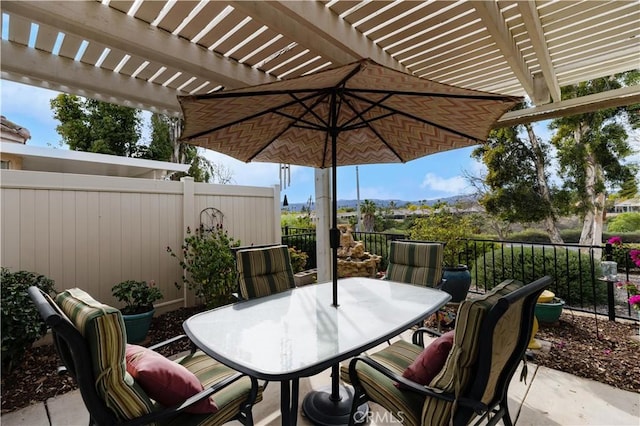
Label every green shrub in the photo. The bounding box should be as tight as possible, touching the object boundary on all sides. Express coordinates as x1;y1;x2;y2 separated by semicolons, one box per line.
607;213;640;233
168;226;239;309
1;268;56;373
506;229;551;243
288;247;308;273
471;247;608;306
409;204;473;266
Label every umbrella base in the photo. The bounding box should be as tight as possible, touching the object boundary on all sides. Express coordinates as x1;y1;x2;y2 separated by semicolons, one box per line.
302;384;367;425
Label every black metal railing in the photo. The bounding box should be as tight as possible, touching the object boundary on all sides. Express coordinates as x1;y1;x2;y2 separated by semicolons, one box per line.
459;239;638;322
281;228;639;324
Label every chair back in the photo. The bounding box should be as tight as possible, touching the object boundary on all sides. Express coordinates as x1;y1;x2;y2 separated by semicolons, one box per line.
28;287;154;425
423;276;551;426
236;244;296;299
385;240;444;287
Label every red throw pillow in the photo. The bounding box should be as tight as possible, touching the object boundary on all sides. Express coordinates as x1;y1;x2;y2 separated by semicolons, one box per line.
399;330;455;387
125;344;218;414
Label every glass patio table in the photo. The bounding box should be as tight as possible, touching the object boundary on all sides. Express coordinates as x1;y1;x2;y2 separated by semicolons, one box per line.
183;277;451;425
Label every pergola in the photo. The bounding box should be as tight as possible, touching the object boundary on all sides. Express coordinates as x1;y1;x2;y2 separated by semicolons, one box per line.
1;0;639;127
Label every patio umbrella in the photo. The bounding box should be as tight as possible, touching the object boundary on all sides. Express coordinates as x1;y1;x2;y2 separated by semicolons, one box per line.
178;58;520;307
178;58;521;423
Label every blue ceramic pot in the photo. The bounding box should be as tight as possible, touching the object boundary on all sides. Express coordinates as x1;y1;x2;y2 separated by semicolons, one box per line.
122;309;155;344
441;265;472;303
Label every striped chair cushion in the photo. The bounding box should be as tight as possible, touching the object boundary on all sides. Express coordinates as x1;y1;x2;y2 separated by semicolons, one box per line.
237;245;295;299
162;351;264;426
341;340;426;426
422;279;524;426
385;241;443;287
55;288;155;420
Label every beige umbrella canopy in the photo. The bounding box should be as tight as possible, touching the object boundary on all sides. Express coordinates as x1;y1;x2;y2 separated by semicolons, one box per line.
179;59;521;169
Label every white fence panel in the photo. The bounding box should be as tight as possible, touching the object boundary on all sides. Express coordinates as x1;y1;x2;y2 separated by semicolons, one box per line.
1;170;279;313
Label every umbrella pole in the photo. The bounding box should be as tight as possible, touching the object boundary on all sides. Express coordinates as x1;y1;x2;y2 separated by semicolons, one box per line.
330;130;339;308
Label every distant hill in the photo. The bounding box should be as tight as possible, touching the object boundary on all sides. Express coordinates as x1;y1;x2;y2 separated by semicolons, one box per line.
282;194;478;211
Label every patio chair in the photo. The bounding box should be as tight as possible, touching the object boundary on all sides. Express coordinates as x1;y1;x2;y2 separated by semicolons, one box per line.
235;244;296;300
384;240;444;288
28;286;262;426
344;275;552;426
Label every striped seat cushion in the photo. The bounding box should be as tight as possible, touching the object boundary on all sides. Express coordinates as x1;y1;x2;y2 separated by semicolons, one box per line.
422;279;524;426
161;351;264;426
341;340;426;426
237;245;295;299
55;288;155;420
385;241;443;287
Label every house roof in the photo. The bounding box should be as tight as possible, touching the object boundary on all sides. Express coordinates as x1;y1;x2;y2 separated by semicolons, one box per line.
1;1;638;126
0;142;189;179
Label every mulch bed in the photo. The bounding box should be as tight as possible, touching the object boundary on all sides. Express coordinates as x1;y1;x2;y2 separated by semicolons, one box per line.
2;306;639;414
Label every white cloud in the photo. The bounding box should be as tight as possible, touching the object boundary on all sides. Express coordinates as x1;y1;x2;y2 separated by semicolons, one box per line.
420;173;469;194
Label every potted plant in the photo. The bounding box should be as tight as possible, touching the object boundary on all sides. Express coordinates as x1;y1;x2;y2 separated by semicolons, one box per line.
409;202;473;302
112;280;163;343
167;225;240;309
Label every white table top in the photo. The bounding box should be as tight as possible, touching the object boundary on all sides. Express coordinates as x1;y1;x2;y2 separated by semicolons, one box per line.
183;277;451;380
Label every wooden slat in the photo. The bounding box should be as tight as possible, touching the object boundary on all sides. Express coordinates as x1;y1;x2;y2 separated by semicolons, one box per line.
34;23;58;52
132;0;167;24
99;47;127;71
79;41;105;65
175;1;229;41
155;0;199;33
7;14;31;45
57;33;83;59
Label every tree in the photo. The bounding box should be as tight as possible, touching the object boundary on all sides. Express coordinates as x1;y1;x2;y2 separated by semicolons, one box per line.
471;104;566;243
550;72;638;245
617;176;638;200
361;199;377;232
51;95;141;156
144;113;234;183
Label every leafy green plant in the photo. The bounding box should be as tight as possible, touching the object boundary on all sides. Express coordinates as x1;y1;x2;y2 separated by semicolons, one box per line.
607;213;640;233
288;247;308;273
409;202;473;266
168;226;240;308
1;268;56;373
111;280;163;315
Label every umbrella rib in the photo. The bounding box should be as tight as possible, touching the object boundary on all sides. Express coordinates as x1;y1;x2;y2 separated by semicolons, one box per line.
345;91;483;142
348;88;521;102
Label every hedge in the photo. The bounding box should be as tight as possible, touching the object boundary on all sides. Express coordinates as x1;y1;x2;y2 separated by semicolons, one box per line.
470;246;608;307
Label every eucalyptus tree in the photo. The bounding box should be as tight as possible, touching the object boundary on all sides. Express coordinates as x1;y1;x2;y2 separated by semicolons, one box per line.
471;103;566;243
472;71;638;245
550;72;638;245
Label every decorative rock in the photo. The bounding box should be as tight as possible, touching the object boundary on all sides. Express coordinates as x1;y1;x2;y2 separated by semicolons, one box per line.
336;225;381;278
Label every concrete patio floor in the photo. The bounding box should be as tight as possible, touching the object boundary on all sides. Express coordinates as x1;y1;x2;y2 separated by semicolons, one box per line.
2;334;638;426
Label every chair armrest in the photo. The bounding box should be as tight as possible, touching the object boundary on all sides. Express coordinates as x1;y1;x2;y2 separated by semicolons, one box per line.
349;355;452;399
412;327;442;346
119;372;253;426
349;356;488;415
